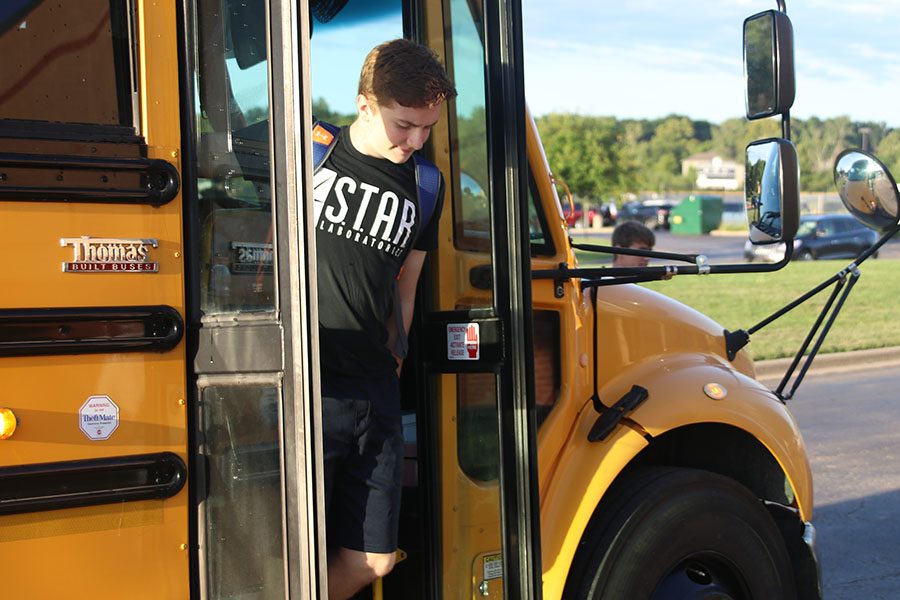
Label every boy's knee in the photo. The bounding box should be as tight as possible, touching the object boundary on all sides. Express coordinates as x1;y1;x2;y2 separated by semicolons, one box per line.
366;551;396;578
333;548;396;584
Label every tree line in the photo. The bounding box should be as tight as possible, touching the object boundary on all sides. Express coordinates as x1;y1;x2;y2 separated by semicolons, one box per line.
536;113;900;203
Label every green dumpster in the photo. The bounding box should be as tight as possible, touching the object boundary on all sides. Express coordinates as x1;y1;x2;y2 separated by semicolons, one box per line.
669;195;724;234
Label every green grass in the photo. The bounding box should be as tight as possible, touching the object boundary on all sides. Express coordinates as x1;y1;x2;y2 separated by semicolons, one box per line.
571;235;613;266
639;260;900;360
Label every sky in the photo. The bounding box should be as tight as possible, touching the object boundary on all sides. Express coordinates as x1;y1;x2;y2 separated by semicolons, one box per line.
293;0;900;128
522;0;900;126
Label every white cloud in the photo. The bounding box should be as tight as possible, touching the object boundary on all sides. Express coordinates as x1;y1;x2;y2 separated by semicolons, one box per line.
806;0;896;17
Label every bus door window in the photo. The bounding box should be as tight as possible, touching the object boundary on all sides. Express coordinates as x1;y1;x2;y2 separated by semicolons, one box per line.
526;174;561;427
199;384;285;599
309;1;403;123
439;0;513;595
195;0;274;314
190;2;285;597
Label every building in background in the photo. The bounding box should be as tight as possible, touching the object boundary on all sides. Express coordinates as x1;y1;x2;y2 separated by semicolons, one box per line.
682;151;745;191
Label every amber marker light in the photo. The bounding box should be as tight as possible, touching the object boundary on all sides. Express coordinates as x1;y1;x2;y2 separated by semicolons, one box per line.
0;408;17;439
703;383;728;400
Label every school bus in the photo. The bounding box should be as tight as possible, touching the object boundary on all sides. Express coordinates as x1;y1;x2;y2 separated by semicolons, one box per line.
0;0;821;598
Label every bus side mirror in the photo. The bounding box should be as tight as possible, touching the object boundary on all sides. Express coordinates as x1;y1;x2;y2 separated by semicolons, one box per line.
834;150;900;232
745;138;799;244
743;10;795;120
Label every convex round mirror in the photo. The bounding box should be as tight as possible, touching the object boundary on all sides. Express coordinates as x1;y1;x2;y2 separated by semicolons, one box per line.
834;150;900;232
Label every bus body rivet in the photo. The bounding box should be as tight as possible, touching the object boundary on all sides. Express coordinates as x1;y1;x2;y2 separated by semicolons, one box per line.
178;398;186;406
180;543;188;551
174;251;181;258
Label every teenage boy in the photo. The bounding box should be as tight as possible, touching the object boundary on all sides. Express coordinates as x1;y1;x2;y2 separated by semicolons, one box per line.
611;220;656;267
312;39;456;599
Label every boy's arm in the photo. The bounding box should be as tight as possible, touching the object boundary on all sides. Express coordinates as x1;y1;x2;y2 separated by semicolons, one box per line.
393;249;428;374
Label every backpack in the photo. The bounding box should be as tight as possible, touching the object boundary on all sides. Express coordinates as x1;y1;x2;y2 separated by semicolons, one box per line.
311;120;441;361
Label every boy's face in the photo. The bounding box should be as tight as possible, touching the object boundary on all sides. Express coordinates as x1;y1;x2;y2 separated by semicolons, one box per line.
355;95;442;164
613;242;651;267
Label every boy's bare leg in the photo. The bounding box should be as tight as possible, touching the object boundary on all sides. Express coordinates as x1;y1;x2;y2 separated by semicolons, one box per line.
327;547;397;600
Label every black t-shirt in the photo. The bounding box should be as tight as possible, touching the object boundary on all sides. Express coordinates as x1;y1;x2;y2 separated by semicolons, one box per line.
314;127;443;379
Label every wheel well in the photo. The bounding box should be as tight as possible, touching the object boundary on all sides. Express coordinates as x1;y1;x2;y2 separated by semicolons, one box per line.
628;423;794;505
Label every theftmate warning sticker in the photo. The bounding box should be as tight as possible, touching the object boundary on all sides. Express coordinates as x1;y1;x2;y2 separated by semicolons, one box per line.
79;395;120;441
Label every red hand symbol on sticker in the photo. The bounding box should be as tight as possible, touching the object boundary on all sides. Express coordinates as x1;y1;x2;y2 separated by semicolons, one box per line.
465;324;479;359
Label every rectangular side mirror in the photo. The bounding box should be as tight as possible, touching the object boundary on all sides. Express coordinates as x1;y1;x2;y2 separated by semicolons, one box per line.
745;138;799;244
743;10;795;120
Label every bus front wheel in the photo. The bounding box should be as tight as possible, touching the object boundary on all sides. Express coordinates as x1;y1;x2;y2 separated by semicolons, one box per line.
566;467;797;599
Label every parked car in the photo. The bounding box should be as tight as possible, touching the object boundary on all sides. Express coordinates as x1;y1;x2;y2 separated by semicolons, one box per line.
619;200;674;230
563;202;584;227
597;202;618;226
744;213;879;262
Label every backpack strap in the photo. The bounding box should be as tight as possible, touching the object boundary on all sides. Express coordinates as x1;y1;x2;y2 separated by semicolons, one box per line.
312;120;341;172
412;154;441;232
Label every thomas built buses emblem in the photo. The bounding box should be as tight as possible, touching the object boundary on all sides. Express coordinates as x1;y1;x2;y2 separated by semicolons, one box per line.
60;236;159;273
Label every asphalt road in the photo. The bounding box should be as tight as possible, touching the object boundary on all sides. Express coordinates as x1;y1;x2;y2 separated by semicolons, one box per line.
760;365;900;599
572;228;900;264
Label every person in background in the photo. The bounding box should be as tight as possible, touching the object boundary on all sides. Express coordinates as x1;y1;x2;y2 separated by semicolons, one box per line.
611;220;656;267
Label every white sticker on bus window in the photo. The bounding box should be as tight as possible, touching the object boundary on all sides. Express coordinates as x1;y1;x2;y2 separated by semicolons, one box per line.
79;395;120;441
447;322;479;360
483;553;502;580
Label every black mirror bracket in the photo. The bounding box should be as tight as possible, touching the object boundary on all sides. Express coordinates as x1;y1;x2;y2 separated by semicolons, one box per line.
724;329;751;361
695;254;711;275
554;262;568;299
588;385;650;442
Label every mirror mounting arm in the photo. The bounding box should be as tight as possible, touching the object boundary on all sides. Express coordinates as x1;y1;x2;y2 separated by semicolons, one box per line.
856;225;900;265
569;241;698;264
776;269;860;400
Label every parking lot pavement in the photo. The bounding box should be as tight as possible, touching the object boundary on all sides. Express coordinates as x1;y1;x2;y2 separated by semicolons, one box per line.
776;364;900;600
571;228;900;263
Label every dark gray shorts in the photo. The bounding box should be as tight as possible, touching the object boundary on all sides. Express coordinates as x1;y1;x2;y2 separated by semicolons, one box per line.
321;372;403;554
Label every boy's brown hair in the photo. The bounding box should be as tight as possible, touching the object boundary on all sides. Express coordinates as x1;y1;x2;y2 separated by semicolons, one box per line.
358;38;457;108
612;220;656;248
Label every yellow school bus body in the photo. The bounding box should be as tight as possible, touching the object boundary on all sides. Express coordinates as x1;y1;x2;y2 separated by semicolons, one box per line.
0;3;189;598
0;1;815;598
429;113;813;598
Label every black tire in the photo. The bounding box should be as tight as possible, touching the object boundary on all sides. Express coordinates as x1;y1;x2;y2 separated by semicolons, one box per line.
797;249;814;261
565;468;796;600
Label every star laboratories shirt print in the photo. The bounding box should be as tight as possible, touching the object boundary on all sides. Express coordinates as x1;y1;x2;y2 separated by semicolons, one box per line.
313;128;444;379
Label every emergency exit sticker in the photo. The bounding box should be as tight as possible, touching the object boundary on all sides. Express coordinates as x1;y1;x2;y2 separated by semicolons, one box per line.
79;395;120;441
447;323;480;360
